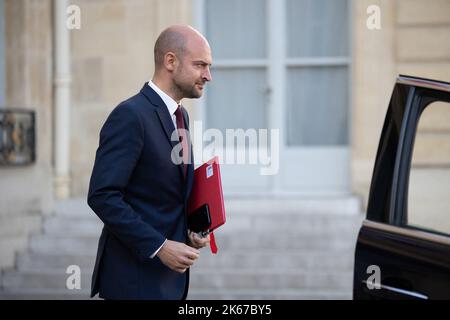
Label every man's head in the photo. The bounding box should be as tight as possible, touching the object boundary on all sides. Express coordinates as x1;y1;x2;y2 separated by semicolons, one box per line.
153;25;212;102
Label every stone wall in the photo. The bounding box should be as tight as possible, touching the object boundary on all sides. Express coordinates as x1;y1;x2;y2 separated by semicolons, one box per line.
2;2;449;270
351;0;450;208
396;0;450;164
0;0;54;269
69;0;194;196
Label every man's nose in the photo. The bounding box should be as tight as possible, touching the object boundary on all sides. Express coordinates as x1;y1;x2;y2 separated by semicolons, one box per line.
202;67;212;82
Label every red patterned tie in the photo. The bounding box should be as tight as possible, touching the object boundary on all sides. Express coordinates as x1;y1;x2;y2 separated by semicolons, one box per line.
175;105;188;177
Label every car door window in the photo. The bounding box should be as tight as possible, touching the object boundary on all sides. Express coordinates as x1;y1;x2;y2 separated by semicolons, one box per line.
407;101;450;235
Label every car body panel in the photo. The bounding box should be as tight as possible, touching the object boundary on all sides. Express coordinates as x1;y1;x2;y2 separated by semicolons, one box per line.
353;75;450;300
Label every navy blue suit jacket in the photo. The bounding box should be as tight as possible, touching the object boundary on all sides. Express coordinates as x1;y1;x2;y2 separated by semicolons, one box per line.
87;83;194;299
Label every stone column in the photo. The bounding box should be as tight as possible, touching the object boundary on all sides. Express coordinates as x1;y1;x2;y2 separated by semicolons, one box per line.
351;0;397;206
53;0;71;199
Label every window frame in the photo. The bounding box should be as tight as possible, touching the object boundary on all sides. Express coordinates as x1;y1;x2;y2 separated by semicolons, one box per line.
193;0;352;194
399;89;450;236
195;0;351;143
367;76;450;231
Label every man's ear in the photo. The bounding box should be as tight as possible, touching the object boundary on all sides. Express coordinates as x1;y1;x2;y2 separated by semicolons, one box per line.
164;52;177;72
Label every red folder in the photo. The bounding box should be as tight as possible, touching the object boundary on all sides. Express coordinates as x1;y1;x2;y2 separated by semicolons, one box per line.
187;156;226;254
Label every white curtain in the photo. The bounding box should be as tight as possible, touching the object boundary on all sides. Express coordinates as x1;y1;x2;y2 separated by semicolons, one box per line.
287;0;349;57
205;0;268;133
206;0;267;59
286;66;349;146
206;68;268;132
205;0;349;146
286;0;349;146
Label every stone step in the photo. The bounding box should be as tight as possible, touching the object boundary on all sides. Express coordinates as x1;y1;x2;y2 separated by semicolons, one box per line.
223;214;362;233
43;217;103;236
0;288;94;300
0;289;351;300
53;197;361;218
1;269;92;291
28;230;359;255
0;287;350;300
187;289;352;300
42;214;362;237
29;235;99;255
16;253;96;271
223;197;361;216
188;270;353;291
0;237;29;264
2;268;352;291
16;250;354;272
193;251;355;271
0;215;43;237
1;197;361;299
202;232;359;251
53;199;93;217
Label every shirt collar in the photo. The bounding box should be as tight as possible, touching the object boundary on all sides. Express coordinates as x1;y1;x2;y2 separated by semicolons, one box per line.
148;80;179;116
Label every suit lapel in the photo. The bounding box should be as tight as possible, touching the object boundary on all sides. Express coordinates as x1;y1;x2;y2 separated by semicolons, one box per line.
140;83;184;178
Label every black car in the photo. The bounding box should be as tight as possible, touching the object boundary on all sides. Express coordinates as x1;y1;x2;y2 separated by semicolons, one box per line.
353;75;450;300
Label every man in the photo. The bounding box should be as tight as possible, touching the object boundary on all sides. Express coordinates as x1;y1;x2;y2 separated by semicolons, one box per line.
87;25;213;300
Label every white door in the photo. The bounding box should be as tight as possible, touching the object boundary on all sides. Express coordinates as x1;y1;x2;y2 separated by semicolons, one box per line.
280;0;351;195
194;0;350;196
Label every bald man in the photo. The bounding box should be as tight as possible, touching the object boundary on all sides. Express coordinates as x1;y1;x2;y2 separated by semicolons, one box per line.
87;25;212;300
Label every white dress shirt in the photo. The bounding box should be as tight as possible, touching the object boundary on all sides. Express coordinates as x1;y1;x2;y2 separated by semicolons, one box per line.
147;80;183;258
148;80;179;130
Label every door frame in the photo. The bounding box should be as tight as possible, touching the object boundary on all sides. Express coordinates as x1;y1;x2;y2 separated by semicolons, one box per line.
0;0;5;107
193;0;352;196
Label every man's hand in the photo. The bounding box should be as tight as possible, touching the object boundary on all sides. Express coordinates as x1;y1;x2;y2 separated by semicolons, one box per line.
156;240;200;273
188;230;210;249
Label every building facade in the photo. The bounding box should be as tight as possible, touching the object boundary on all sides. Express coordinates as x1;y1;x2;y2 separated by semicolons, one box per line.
1;0;449;270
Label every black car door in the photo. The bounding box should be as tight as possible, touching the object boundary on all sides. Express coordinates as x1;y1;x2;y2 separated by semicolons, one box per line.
353;75;450;300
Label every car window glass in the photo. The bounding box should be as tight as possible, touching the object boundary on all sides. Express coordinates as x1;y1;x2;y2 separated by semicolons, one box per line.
408;101;450;236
